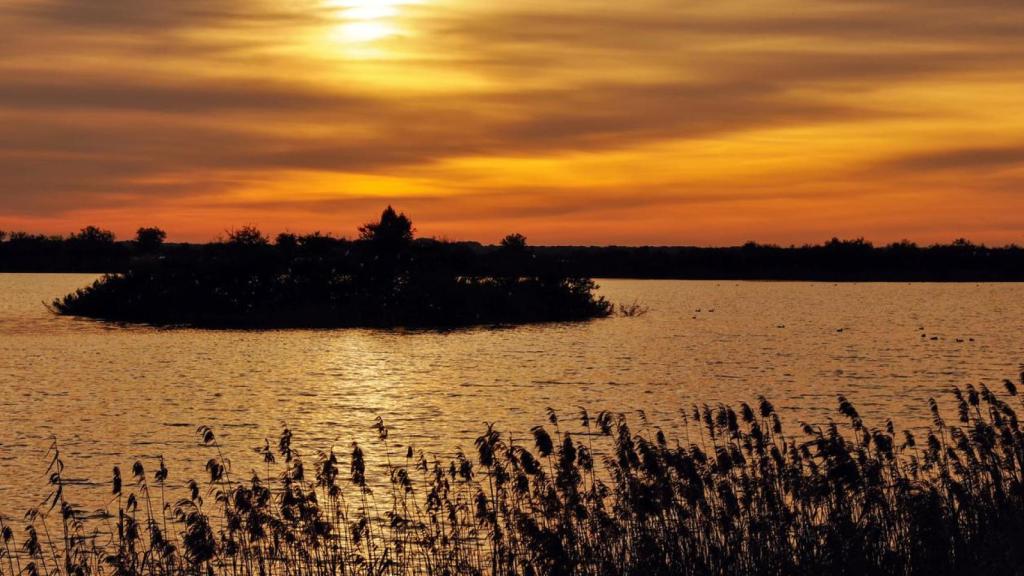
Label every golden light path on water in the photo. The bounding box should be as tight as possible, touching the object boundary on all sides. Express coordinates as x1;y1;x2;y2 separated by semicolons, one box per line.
2;275;1024;516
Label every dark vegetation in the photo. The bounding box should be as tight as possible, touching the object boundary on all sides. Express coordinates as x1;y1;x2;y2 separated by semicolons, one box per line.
2;223;1022;281
541;239;1024;281
5;377;1024;575
47;208;612;328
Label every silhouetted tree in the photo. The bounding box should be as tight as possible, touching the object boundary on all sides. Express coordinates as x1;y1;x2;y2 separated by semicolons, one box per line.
496;233;533;277
297;232;341;255
358;206;414;248
275;232;298;251
135;227;167;252
69;226;115;245
55;226;119;271
0;230;6;242
500;233;528;251
226;225;268;246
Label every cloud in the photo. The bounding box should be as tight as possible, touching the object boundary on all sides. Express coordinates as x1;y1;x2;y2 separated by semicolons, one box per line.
6;0;328;32
0;0;1022;242
878;146;1024;174
0;70;865;208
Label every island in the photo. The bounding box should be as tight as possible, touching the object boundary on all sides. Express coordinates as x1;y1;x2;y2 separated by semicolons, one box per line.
50;207;612;328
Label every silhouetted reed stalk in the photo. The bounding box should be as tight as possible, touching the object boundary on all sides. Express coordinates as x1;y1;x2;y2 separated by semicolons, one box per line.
6;374;1024;575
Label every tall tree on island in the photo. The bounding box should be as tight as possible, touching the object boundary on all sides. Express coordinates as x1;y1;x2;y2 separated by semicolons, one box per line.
358;206;414;250
357;206;416;315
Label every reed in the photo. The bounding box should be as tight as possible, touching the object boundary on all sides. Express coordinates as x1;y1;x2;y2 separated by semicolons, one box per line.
4;375;1024;576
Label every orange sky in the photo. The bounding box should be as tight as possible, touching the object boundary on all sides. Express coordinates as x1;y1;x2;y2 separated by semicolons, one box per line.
1;0;1023;245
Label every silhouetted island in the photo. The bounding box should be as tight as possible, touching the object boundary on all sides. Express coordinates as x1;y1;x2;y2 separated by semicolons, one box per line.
48;208;612;328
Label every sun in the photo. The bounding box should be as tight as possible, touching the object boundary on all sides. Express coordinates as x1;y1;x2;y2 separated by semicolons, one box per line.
323;0;423;44
336;21;395;43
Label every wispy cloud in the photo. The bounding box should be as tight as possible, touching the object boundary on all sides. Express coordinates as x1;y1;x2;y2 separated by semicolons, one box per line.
0;0;1022;243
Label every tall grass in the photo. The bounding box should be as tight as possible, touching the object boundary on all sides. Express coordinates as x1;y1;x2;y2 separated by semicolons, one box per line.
4;376;1024;576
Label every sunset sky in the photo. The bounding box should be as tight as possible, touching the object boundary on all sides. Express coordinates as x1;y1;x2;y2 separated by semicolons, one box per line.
1;0;1022;245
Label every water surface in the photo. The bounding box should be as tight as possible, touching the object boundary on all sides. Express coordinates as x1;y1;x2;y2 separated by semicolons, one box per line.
1;274;1021;514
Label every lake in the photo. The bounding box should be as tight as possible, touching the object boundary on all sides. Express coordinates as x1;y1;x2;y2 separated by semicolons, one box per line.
1;273;1022;516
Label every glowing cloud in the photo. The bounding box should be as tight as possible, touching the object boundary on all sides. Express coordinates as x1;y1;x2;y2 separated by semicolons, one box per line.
0;0;1022;244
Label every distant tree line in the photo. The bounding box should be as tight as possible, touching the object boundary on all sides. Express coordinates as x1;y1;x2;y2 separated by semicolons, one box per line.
533;239;1024;281
2;224;1022;280
0;225;164;272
